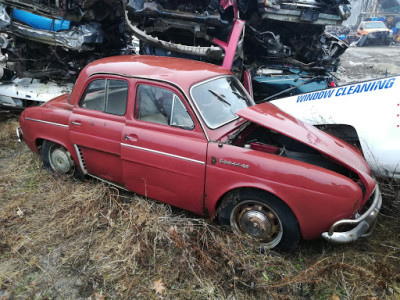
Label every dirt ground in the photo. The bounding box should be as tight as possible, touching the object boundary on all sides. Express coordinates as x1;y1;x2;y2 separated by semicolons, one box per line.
0;46;400;299
336;45;400;84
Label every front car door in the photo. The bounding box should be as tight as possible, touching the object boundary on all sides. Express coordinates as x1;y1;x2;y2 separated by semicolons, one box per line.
69;75;130;184
121;80;208;215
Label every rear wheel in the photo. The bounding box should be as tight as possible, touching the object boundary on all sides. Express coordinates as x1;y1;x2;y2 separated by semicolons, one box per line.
41;140;83;179
218;190;300;251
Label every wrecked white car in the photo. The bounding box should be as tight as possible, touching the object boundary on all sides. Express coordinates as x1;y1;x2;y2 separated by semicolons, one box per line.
271;75;400;178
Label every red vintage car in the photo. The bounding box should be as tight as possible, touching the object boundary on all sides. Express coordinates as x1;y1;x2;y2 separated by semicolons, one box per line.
17;56;381;251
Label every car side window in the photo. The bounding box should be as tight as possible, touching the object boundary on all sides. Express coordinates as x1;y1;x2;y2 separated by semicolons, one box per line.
80;79;106;112
137;85;194;130
80;79;128;116
105;80;128;116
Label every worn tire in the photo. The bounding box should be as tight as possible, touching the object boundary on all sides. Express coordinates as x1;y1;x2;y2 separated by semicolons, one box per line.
218;189;300;251
41;140;84;179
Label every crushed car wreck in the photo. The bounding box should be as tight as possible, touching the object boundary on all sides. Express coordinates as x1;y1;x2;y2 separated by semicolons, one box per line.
17;56;382;250
0;77;73;108
125;0;349;100
0;0;133;83
0;0;351;108
356;21;393;46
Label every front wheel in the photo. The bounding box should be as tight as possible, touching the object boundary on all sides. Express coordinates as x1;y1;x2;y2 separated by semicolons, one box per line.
41;140;83;179
218;190;300;251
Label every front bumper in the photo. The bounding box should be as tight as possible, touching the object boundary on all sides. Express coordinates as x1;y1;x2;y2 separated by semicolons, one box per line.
322;185;382;243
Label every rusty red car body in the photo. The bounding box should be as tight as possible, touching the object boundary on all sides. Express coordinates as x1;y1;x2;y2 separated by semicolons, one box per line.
18;55;381;251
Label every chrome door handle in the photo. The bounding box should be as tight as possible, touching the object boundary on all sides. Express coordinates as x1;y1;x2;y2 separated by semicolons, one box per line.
71;121;81;126
124;134;138;141
125;134;133;140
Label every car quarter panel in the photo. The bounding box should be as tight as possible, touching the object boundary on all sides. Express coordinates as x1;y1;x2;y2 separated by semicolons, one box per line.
205;143;363;240
19;99;74;156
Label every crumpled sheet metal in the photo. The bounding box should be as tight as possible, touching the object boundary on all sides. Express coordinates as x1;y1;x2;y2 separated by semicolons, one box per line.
9;22;103;51
0;4;10;29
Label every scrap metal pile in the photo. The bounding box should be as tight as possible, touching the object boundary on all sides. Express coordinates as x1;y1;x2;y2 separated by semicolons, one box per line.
0;0;350;106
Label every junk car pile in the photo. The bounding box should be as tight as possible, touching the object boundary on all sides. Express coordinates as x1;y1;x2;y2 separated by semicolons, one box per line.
0;0;350;108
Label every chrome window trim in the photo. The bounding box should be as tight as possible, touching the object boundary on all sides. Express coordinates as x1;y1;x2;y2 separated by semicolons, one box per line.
189;75;254;130
25;117;68;128
121;143;205;165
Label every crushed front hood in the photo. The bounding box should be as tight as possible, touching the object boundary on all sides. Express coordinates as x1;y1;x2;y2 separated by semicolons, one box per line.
236;103;371;176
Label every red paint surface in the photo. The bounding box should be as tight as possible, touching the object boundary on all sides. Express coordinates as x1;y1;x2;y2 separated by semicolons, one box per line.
20;56;377;241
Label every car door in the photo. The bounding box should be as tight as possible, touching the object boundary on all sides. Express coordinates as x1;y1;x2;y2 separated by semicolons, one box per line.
121;81;208;215
69;76;130;184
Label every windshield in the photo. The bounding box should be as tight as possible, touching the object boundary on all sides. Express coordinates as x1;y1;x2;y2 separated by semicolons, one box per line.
191;76;254;129
364;22;386;29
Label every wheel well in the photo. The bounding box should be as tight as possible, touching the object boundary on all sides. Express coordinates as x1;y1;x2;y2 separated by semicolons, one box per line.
35;138;44;152
315;124;362;150
215;187;292;220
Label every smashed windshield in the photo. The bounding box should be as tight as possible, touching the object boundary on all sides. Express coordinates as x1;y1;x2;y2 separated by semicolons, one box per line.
191;76;254;129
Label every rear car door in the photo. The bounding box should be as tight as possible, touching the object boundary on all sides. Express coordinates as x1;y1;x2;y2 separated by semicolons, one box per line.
121;81;208;214
69;75;130;184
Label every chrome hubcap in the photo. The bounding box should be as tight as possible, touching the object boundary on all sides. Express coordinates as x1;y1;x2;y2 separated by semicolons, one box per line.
230;200;283;248
239;210;271;240
49;146;74;174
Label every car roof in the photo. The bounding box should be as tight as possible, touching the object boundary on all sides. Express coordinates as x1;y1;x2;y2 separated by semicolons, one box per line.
81;55;233;90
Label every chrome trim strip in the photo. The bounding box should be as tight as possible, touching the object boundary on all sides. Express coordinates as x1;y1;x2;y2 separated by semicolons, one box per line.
121;143;205;165
16;126;22;142
73;144;88;175
88;174;128;191
25;117;69;128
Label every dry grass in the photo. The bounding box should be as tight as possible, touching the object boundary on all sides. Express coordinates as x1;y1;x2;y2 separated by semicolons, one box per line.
0;119;20;157
1;119;399;299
